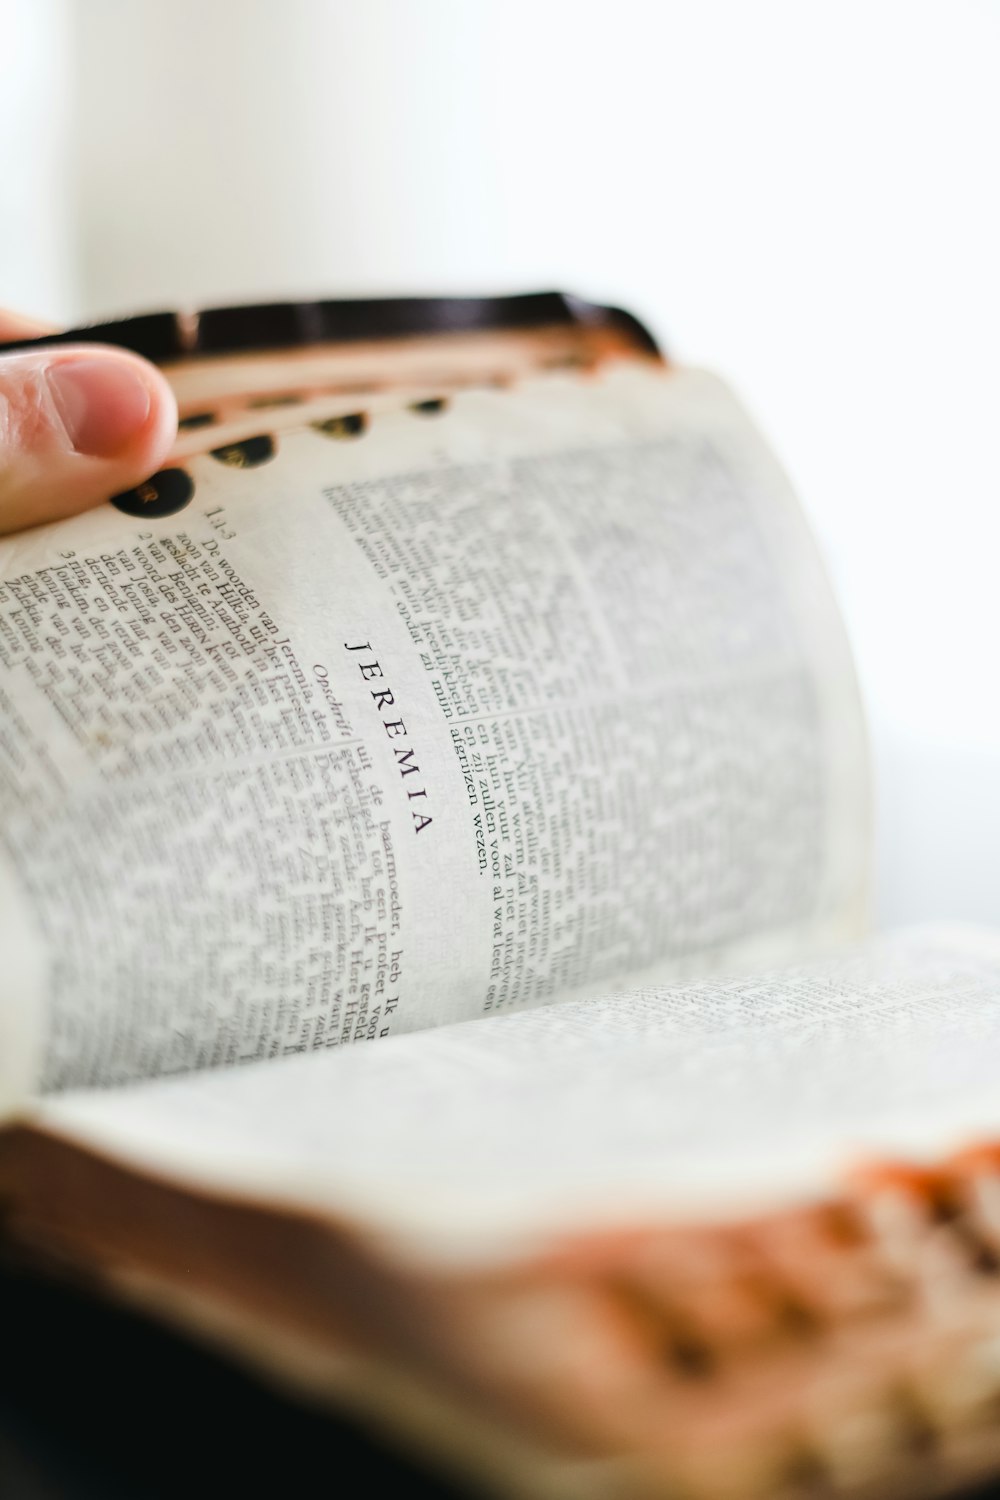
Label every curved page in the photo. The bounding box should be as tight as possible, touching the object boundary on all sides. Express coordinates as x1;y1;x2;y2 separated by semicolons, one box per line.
0;365;868;1101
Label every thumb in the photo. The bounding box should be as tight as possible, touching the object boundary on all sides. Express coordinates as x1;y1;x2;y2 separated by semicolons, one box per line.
0;346;177;536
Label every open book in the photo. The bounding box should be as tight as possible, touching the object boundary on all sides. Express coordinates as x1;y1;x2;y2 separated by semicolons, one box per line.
2;294;1000;1499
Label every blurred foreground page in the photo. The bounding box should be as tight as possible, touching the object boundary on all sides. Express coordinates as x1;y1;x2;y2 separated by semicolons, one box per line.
33;926;1000;1256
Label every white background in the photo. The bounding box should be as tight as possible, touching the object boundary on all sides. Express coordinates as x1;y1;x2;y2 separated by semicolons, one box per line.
2;0;998;927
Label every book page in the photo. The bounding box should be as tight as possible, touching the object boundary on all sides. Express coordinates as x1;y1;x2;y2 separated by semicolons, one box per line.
0;365;867;1105
34;926;1000;1261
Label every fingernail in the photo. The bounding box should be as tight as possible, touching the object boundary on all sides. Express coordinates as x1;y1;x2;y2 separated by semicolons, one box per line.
46;357;153;458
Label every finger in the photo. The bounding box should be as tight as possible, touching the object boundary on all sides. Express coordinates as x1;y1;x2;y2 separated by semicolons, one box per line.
0;309;59;343
0;345;178;536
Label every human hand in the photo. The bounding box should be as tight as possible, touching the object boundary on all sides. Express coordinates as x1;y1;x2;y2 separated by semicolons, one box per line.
0;308;177;536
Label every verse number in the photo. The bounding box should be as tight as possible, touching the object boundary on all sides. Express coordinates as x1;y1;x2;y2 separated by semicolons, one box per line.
204;506;235;542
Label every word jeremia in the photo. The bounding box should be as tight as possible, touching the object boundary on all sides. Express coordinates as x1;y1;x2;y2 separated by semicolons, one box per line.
343;643;433;834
